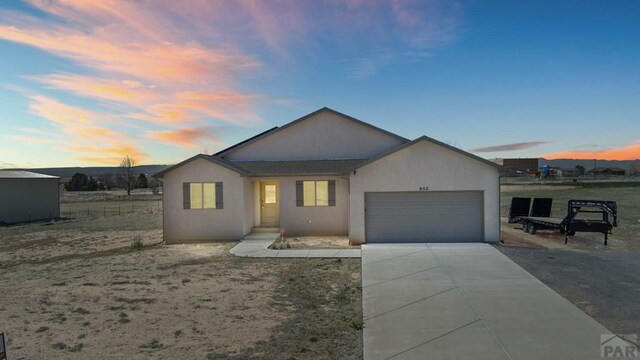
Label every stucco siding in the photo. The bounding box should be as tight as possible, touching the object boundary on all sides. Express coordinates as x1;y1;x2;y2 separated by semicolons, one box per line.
0;178;60;224
225;111;405;161
349;141;500;244
242;177;255;235
163;158;245;243
249;176;349;236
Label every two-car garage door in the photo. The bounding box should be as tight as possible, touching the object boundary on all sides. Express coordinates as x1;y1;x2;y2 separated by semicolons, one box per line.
365;191;484;243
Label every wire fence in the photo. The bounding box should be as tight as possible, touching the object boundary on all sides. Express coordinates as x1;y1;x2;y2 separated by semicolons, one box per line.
60;200;163;220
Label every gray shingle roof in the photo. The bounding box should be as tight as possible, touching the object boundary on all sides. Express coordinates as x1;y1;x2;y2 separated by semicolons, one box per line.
0;170;59;179
230;159;367;176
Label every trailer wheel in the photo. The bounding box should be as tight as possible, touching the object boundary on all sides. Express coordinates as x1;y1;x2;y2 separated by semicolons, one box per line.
522;222;528;232
528;225;537;235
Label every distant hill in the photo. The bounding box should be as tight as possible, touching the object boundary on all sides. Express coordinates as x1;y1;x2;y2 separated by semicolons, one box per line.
538;158;637;170
11;165;169;179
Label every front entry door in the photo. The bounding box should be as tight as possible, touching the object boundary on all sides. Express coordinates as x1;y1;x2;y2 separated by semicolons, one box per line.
260;181;279;226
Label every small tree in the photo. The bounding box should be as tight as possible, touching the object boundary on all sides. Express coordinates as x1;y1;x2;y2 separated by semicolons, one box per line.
119;155;136;196
66;173;89;191
149;177;161;195
575;165;585;175
86;176;98;191
65;173;99;191
137;173;148;188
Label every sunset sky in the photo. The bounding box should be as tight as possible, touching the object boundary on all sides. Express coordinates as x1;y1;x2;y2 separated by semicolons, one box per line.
1;0;639;168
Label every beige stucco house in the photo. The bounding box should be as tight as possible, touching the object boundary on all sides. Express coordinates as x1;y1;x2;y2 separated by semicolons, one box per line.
156;108;500;244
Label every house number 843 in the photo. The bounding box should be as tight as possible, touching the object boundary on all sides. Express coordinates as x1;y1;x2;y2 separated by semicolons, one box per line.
419;186;429;191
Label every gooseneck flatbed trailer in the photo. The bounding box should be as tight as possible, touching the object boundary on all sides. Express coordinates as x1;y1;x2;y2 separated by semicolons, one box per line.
508;198;618;245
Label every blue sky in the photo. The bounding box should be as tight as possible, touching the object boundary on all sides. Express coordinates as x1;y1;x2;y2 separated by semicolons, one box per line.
1;0;639;167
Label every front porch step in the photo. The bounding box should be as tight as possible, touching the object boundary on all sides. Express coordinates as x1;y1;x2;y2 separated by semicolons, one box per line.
251;227;280;233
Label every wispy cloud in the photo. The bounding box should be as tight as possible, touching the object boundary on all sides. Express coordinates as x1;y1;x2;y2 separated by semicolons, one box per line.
470;141;551;153
23;94;147;164
145;127;223;148
71;142;149;165
541;142;640;161
27;94;119;138
30;73;158;105
340;0;461;79
344;51;432;80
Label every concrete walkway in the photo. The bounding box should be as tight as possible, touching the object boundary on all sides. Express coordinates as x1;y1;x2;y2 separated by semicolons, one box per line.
362;243;611;360
230;232;361;258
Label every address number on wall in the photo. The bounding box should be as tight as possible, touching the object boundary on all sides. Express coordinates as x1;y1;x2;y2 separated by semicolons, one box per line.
419;186;429;191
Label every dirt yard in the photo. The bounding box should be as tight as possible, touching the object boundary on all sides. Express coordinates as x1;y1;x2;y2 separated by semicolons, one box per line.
0;194;362;359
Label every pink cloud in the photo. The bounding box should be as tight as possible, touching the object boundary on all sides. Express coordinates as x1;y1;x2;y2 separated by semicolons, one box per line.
71;142;149;165
541;143;640;161
32;74;157;104
0;2;264;134
145;127;222;148
26;94;147;164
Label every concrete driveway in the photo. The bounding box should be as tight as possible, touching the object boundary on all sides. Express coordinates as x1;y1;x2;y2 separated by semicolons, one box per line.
362;243;611;360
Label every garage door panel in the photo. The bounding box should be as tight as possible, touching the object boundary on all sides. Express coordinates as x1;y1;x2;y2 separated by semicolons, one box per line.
365;191;483;243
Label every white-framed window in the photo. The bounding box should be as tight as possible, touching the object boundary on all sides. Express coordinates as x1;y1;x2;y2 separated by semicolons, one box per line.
302;180;329;207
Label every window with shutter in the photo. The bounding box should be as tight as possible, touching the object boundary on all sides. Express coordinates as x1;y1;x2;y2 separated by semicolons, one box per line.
184;182;222;209
298;180;335;207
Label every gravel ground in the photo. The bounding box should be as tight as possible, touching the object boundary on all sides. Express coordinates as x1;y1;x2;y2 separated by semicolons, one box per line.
496;245;640;336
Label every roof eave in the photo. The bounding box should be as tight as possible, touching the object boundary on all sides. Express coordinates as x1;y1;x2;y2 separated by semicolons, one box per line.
153;154;247;178
245;172;345;177
345;135;500;174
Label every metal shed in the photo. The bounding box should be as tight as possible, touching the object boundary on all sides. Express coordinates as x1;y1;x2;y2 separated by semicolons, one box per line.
0;170;60;224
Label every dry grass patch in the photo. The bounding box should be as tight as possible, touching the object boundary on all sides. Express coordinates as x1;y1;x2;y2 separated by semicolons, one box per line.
270;236;360;250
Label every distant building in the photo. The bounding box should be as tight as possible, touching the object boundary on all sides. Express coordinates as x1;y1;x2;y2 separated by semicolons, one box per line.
0;171;60;224
587;167;626;176
558;168;580;178
501;158;539;177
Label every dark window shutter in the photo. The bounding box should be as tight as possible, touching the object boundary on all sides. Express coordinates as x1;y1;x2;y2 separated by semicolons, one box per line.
328;180;336;206
296;180;303;207
215;182;223;209
183;182;190;209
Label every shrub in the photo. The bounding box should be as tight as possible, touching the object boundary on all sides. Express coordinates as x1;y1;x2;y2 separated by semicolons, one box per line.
130;236;143;250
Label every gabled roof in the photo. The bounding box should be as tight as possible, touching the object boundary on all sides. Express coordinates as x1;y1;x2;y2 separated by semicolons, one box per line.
0;170;59;179
344;135;499;174
215;107;409;158
231;159;367;176
154;154;248;178
212;126;278;156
